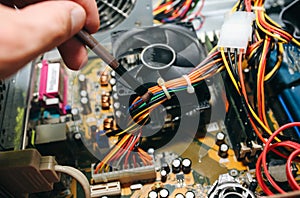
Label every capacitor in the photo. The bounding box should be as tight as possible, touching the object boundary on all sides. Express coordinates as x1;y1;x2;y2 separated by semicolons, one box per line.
111;70;116;77
71;108;80;121
113;102;120;109
172;158;182;173
90;125;98;140
78;74;87;90
182;158;192;174
109;78;116;86
185;191;195;198
113;93;119;100
103;118;114;130
162;163;170;174
148;190;158;198
160;169;167;182
159;188;169;198
175;193;185;198
249;179;258;192
215;131;226;146
80;97;91;115
80;90;88;97
218;143;229;158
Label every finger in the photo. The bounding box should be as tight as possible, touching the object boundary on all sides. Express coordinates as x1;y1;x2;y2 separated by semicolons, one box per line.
58;37;88;70
0;1;86;78
1;0;100;33
68;0;100;33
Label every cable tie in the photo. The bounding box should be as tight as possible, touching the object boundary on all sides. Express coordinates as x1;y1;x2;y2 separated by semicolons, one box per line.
157;77;171;100
252;6;265;11
182;75;195;94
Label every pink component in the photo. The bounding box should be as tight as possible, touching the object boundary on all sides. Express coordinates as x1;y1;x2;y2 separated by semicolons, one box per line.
38;60;48;100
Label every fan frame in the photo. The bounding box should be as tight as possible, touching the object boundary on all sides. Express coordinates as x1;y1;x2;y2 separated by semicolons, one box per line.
93;0;153;44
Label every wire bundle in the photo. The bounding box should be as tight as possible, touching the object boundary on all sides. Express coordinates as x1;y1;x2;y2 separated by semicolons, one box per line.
95;1;300;196
94;132;153;173
153;0;206;28
222;0;300;196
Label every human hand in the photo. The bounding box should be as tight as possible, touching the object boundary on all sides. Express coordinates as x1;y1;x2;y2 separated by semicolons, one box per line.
0;0;100;79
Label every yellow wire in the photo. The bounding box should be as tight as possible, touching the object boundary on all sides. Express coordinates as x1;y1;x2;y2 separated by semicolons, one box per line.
264;14;281;28
231;0;240;12
254;15;287;43
248;40;264;60
208;45;218;55
99;134;131;171
220;48;241;95
264;43;284;81
292;38;300;47
153;0;164;9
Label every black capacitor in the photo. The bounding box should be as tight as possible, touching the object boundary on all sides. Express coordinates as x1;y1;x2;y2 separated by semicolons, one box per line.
160;169;167;182
172;158;182;173
159;188;169;198
185;191;195;198
215;131;226;146
218;143;229;158
175;193;185;198
162;162;170;174
249;179;258;192
148;190;158;198
181;158;192;174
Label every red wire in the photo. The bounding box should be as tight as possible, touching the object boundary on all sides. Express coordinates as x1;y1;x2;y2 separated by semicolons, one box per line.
108;135;134;164
256;122;300;195
256;141;299;194
257;11;292;41
133;153;137;168
245;0;252;12
257;38;270;123
286;148;300;190
124;132;142;167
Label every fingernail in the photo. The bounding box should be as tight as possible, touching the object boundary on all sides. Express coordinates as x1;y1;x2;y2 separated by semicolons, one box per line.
70;7;85;33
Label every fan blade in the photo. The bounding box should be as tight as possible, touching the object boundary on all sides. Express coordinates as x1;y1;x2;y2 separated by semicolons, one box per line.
165;29;194;52
175;42;202;67
161;66;194;81
137;66;162;84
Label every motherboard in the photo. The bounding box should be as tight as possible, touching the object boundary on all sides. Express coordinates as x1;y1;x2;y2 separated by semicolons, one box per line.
1;0;300;198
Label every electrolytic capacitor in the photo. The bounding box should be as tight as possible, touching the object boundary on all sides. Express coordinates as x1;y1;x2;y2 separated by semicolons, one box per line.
162;163;170;174
80;97;91;115
215;131;226;146
175;193;185;198
182;158;192;174
218;143;229;158
148;190;158;198
78;74;87;90
185;191;195;198
172;158;181;173
160;169;167;182
80;90;88;97
249;179;258;192
159;188;169;198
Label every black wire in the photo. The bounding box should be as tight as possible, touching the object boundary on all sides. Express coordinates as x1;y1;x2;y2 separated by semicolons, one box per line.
227;50;240;83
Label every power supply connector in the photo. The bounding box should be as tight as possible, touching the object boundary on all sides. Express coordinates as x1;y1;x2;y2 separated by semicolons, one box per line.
217;11;255;53
0;149;59;197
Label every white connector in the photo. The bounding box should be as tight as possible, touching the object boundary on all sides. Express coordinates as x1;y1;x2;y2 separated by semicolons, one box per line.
217;11;255;53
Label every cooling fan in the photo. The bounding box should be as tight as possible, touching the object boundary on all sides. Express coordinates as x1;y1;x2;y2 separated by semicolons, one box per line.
94;0;153;42
110;24;211;149
96;0;135;32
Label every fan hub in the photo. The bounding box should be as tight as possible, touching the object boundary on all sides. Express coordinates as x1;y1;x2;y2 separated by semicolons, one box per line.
141;44;176;70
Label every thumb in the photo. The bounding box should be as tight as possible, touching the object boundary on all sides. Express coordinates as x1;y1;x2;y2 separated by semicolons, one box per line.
0;1;86;78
